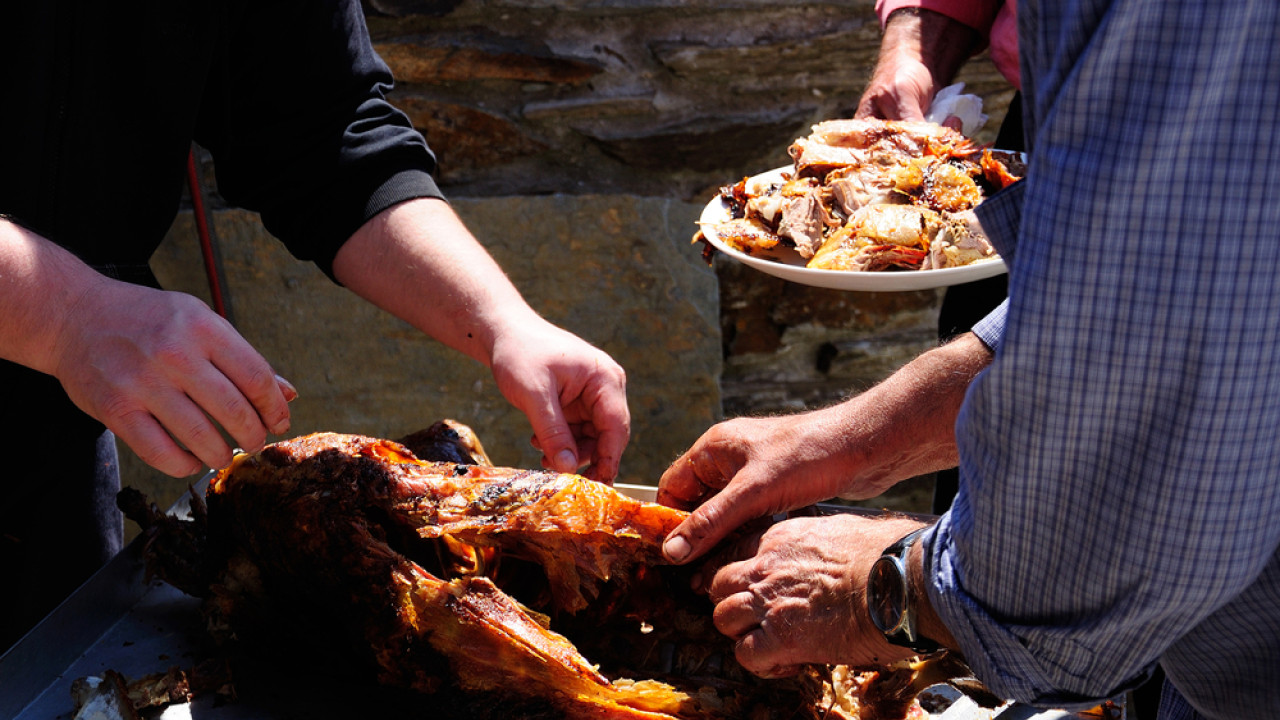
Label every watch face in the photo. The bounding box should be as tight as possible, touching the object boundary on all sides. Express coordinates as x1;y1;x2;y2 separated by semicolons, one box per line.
868;555;908;634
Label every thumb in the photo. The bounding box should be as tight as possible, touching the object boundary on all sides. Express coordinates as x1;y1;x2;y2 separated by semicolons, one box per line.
662;487;759;565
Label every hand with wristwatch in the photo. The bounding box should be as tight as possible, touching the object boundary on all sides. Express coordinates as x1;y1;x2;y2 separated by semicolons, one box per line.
866;526;943;656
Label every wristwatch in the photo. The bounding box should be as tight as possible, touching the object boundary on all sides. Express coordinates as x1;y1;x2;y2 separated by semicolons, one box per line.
866;526;940;655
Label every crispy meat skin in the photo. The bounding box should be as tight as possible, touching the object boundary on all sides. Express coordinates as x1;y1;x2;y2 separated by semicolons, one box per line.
206;432;705;719
124;427;996;719
705;216;782;256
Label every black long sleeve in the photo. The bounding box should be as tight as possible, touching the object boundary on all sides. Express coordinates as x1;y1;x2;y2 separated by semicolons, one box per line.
0;0;443;280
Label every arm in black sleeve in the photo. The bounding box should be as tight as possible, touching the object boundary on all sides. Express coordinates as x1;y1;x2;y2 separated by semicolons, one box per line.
194;0;443;280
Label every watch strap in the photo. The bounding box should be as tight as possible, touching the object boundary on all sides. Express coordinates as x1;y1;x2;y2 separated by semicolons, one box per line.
872;526;940;655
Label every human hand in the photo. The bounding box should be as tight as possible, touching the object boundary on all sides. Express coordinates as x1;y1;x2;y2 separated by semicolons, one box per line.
855;54;934;122
489;320;629;483
705;514;924;677
51;278;296;477
658;408;907;565
855;8;981;124
856;68;965;131
660;334;990;565
331;198;630;484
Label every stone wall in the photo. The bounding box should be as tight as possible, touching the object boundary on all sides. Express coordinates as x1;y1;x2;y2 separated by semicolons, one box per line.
126;0;1012;517
361;0;1011;199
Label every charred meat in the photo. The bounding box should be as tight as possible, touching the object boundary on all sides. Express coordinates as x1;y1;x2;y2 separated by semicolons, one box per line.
122;430;842;719
119;425;1002;719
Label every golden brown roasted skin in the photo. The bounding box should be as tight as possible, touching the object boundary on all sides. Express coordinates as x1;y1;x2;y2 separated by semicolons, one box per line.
203;432;716;720
119;427;1014;720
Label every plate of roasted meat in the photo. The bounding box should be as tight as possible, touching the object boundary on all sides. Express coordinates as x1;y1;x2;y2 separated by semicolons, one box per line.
695;119;1025;292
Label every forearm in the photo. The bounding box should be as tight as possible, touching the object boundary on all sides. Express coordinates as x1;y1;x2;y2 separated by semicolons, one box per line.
332;197;541;368
831;331;992;495
0;218;103;375
864;333;992;653
882;8;982;92
660;331;992;564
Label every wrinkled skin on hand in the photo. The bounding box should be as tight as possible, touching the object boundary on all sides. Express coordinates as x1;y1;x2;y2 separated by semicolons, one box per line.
854;8;982;127
657;411;900;563
856;52;935;123
704;514;924;679
658;334;990;566
54;279;293;478
491;321;629;484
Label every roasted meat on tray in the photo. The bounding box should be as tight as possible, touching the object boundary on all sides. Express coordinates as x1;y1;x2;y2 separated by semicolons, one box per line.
118;421;999;719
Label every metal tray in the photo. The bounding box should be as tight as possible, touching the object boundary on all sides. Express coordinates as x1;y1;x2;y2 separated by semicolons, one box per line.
0;482;1117;720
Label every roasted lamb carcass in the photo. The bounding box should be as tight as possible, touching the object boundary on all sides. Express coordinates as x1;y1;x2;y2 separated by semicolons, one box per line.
122;428;841;719
201;432;715;719
120;425;1003;720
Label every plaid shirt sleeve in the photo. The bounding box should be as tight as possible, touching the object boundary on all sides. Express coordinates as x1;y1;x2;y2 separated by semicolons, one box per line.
927;1;1280;715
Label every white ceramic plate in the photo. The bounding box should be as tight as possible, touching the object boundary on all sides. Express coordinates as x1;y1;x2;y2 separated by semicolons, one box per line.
698;167;1007;292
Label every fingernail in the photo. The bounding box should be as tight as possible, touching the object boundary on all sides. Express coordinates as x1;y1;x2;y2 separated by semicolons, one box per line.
664;535;691;563
275;374;298;402
555;449;577;472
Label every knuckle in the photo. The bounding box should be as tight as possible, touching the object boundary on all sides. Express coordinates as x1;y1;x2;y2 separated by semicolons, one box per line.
149;339;195;369
180;422;220;455
182;303;226;336
246;366;278;396
682;509;715;544
220;395;255;425
96;390;141;425
538;425;575;448
135;443;201;478
221;395;269;439
689;498;731;539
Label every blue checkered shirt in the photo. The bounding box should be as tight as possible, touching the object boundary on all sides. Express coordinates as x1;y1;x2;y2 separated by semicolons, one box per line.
926;2;1280;718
